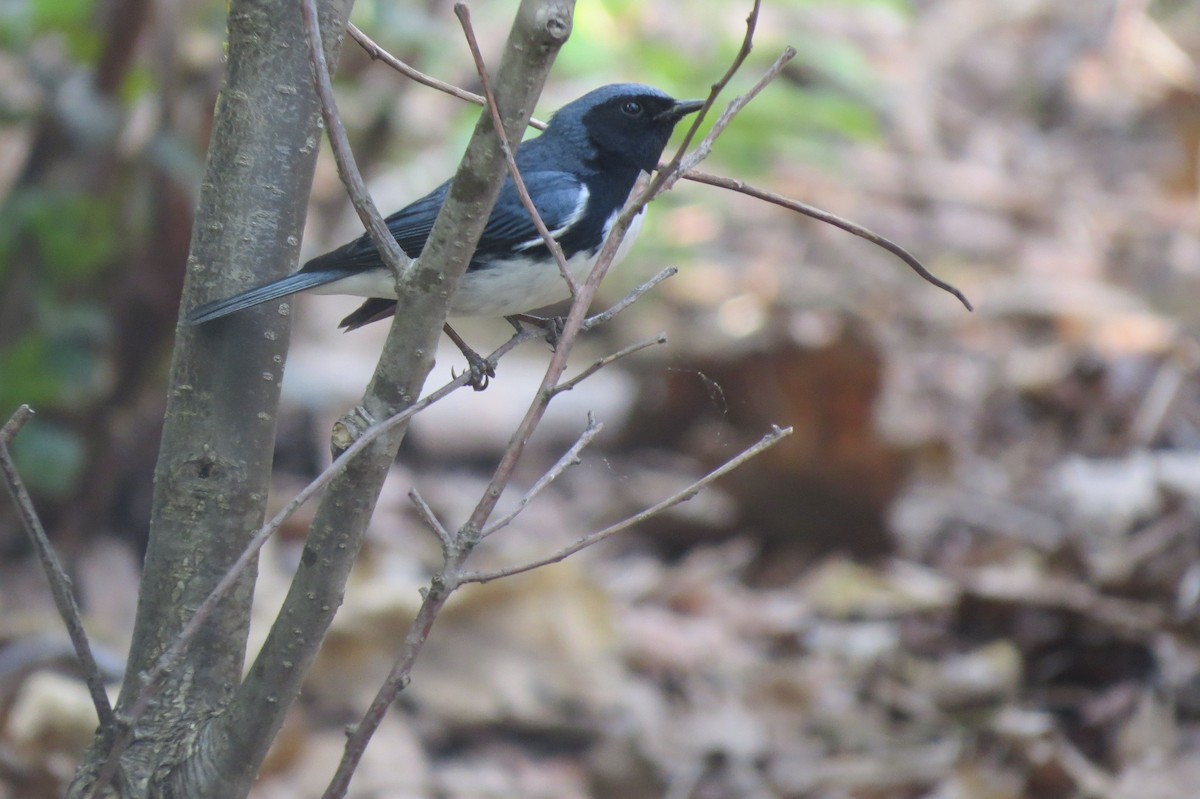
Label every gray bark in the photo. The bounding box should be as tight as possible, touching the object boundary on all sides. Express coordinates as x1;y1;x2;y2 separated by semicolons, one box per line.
67;0;353;795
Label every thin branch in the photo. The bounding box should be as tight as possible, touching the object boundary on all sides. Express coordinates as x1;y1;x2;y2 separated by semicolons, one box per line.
582;266;677;329
348;22;550;131
662;47;796;196
455;3;577;296
461;425;794;584
0;406;115;730
654;0;763;184
480;415;604;538
323;250;675;798
684;170;973;310
454;208;619;541
348;23;495;110
409;488;453;553
301;0;410;278
550;333;667;397
322;573;453;799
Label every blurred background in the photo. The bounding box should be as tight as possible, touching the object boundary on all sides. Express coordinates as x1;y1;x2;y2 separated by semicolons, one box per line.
3;0;1200;796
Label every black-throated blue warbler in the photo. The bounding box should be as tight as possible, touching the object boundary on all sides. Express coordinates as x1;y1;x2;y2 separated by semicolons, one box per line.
185;84;702;351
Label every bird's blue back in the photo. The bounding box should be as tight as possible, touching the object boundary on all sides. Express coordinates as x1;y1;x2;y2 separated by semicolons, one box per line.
302;84;669;277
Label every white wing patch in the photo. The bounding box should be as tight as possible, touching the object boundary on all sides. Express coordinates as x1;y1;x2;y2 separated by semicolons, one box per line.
450;205;646;318
513;184;590;252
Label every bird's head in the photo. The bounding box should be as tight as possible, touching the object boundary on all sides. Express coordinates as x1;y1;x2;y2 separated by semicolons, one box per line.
547;84;704;173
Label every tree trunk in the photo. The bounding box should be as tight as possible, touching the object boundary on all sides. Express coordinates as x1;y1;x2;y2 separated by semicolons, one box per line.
67;0;353;795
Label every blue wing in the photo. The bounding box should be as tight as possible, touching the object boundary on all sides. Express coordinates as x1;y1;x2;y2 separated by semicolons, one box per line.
184;171;586;326
304;171;586;274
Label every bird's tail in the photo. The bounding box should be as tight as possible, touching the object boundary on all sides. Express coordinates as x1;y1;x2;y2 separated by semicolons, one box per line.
183;269;354;325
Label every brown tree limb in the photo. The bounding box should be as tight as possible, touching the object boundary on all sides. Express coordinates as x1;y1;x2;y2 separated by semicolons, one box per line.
663;46;797;194
348;22;499;112
656;0;762;181
683;170;974;310
322;572;451;799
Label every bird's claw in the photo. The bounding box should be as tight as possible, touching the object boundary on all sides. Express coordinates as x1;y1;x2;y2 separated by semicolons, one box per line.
455;350;495;391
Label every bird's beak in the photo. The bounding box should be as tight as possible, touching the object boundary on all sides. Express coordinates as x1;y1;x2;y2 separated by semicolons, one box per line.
657;99;705;122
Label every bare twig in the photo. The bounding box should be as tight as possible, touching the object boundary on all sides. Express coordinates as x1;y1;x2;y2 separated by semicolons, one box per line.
655;0;763;182
663;47;797;195
455;3;577;296
480;415;604;538
322;574;452;799
461;425;794;584
683;170;973;310
455;222;613;540
550;333;668;397
302;0;410;278
582;266;677;329
348;23;550;131
348;23;496;110
409;488;453;553
0;406;115;730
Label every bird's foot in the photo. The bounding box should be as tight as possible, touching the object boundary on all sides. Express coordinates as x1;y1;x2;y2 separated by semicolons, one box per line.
444;322;495;391
451;346;494;391
507;313;566;348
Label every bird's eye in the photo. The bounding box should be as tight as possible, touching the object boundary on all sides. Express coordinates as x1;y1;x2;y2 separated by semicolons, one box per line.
621;100;643;117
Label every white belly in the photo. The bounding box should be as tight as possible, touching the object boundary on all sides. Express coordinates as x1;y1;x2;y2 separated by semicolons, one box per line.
310;207;645;318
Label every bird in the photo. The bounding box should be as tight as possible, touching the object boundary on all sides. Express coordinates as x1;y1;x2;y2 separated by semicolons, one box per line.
184;83;703;385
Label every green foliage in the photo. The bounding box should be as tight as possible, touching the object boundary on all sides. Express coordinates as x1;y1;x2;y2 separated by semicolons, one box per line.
0;305;108;410
0;189;120;285
0;186;115;498
119;65;158;106
7;418;86;499
0;0;101;59
550;0;889;177
0;320;105;498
